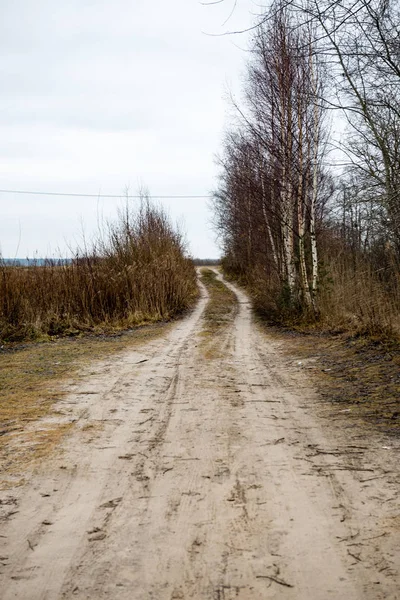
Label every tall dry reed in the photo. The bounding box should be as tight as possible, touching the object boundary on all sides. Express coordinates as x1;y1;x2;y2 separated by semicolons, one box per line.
318;250;400;338
225;245;400;340
0;201;197;342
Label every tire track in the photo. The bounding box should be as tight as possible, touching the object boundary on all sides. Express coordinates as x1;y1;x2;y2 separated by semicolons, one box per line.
0;271;398;599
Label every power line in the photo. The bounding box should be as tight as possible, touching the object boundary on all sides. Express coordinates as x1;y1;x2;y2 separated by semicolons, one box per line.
0;188;212;199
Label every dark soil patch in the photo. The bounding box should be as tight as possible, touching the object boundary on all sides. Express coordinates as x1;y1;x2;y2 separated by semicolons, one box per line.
266;326;400;437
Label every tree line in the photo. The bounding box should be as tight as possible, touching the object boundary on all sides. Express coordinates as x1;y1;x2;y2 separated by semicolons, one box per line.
213;0;400;334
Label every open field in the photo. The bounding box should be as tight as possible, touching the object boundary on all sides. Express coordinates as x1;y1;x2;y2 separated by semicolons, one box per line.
0;269;398;599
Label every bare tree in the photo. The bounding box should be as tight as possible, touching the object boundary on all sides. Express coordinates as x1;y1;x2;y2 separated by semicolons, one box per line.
277;0;400;254
213;1;328;315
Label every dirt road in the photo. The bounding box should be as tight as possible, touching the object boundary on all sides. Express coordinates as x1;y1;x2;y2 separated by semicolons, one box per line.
1;271;399;599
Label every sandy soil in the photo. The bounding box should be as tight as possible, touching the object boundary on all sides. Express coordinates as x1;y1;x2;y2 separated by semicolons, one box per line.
0;272;399;599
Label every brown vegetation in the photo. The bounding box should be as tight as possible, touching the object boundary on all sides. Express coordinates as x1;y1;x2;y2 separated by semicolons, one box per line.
267;326;400;436
0;201;197;343
213;0;400;341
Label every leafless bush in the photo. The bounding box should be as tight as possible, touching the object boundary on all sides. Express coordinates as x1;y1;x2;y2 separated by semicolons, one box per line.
0;201;197;342
213;0;400;340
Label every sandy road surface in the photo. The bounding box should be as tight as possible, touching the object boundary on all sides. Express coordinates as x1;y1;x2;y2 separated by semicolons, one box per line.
1;272;399;599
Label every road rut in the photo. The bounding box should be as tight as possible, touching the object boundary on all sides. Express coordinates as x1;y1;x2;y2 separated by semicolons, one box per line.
1;271;399;599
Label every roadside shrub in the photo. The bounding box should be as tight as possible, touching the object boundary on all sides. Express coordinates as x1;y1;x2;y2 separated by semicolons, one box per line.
317;250;400;338
222;244;400;339
0;201;197;342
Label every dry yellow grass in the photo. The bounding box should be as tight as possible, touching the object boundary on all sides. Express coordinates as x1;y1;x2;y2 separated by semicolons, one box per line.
0;201;197;343
0;322;173;487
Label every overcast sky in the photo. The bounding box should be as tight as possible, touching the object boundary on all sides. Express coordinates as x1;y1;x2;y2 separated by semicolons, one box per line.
0;0;261;258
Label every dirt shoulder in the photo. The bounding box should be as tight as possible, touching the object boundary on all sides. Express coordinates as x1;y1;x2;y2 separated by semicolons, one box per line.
261;325;400;437
0;322;175;488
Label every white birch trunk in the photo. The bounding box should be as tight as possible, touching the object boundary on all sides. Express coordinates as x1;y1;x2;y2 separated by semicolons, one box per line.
297;110;313;310
309;50;320;309
282;181;296;294
260;161;280;272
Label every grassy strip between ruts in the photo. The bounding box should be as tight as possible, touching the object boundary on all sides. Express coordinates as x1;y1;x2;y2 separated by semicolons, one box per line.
199;268;237;358
0;322;174;487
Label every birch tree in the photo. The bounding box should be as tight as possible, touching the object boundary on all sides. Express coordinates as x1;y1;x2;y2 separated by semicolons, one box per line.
214;1;327;315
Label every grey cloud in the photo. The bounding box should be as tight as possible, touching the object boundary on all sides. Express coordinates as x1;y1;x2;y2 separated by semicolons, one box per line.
0;0;254;257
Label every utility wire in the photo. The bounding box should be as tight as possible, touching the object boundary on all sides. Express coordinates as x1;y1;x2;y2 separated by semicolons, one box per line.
0;189;212;199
